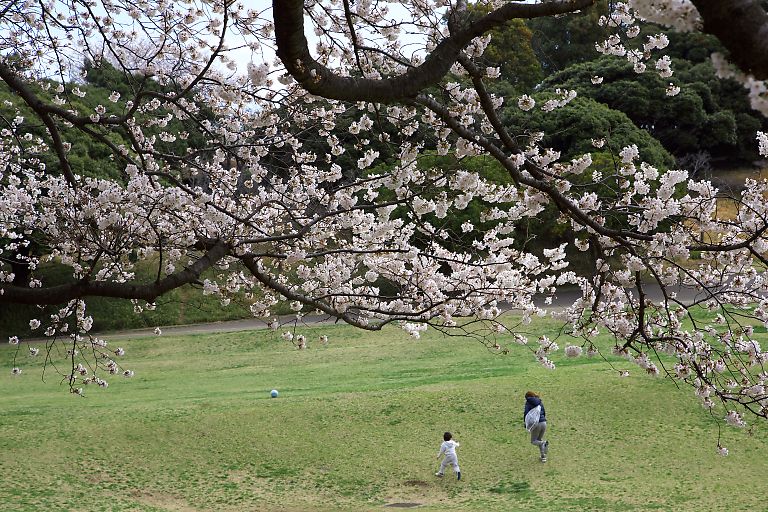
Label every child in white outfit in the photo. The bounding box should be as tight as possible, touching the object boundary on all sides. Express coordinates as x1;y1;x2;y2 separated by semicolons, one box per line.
435;431;461;480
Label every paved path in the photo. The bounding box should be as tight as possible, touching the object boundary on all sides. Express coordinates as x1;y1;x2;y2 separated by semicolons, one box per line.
82;315;338;340
90;283;704;340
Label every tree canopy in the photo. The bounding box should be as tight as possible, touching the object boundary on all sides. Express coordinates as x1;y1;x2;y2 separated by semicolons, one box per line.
3;0;768;448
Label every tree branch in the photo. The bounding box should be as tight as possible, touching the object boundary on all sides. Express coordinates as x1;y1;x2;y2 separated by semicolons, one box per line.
273;0;595;102
0;241;229;305
691;0;768;79
0;59;78;186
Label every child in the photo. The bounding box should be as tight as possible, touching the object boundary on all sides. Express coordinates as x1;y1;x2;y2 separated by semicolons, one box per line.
435;431;461;480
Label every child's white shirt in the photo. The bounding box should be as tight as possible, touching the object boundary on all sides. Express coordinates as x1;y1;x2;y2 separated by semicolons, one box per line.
438;440;460;458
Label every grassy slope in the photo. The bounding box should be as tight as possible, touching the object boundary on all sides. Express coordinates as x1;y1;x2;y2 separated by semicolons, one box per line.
1;317;765;511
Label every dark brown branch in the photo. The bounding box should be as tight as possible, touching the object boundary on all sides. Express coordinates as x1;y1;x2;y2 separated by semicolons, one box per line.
691;0;768;80
457;54;520;158
0;241;229;305
240;255;380;330
273;0;595;102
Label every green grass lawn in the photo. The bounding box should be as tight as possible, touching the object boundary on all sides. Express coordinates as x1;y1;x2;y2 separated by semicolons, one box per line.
1;317;766;511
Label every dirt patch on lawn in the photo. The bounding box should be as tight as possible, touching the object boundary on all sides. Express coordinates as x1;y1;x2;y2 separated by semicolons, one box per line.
130;490;201;512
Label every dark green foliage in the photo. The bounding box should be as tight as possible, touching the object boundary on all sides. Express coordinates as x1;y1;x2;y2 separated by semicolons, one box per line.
0;76;126;180
541;56;768;162
484;19;543;92
527;0;612;75
525;8;768;163
504;95;675;167
83;59;138;97
465;3;543;93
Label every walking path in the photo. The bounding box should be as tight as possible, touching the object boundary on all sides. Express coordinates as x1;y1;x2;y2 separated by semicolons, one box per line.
89;283;704;340
100;315;337;340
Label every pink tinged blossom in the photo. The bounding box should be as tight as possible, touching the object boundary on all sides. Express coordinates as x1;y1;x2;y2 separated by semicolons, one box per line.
717;445;729;456
665;83;680;96
619;144;639;164
538;357;556;370
8;336;19;345
29;319;40;330
758;132;768;157
629;1;701;31
564;345;582;357
695;385;712;398
28;347;39;356
655;56;674;78
114;347;125;356
11;367;22;375
154;327;162;336
247;62;269;86
674;363;691;379
517;95;535;111
80;316;93;332
725;410;746;427
619;370;630;378
644;33;670;51
122;370;134;378
541;89;577;112
357;149;379;169
402;322;427;339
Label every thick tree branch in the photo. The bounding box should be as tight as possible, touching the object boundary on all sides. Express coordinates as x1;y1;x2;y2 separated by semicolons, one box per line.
691;0;768;80
240;255;380;330
0;241;229;305
273;0;595;102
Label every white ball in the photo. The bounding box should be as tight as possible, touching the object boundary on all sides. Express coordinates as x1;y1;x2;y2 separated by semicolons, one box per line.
270;389;279;398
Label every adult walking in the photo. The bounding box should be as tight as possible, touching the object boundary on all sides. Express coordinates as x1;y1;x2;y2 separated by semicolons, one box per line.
524;391;549;462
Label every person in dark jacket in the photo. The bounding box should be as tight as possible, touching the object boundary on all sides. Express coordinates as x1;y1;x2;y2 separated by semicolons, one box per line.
524;391;549;462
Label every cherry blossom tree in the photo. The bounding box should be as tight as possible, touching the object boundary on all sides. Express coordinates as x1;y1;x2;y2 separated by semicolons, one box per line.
3;0;768;449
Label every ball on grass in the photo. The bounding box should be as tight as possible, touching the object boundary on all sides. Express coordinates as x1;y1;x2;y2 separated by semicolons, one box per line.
270;389;279;398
